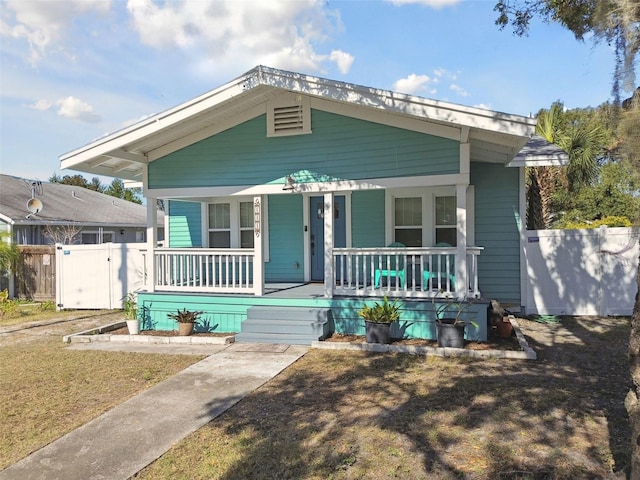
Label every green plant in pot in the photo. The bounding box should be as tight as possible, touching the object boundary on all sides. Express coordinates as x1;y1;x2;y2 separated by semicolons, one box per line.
358;295;401;344
432;294;477;348
168;308;203;336
122;292;139;335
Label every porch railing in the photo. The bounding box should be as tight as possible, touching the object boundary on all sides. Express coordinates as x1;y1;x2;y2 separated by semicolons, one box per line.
332;246;483;299
153;248;256;294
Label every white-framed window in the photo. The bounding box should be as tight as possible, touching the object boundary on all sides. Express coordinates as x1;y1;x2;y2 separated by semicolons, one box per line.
435;195;457;246
207;199;255;249
394;197;422;247
81;230;114;244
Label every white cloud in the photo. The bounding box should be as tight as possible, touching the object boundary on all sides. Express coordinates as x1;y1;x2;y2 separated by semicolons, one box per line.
26;96;101;123
125;0;353;75
393;73;434;95
449;83;469;97
1;0;110;65
56;97;101;123
386;0;460;8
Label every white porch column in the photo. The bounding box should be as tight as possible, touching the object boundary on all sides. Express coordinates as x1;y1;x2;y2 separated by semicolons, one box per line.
146;198;157;292
323;192;334;298
455;186;468;299
253;195;264;296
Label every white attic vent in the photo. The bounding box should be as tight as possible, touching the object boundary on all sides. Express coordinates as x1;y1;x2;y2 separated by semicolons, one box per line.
267;94;311;137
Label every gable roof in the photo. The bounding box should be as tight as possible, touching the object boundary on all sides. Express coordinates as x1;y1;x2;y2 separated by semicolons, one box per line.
0;174;162;227
60;65;539;181
509;135;569;167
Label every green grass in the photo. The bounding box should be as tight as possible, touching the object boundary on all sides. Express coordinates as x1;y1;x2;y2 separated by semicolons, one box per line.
0;334;203;469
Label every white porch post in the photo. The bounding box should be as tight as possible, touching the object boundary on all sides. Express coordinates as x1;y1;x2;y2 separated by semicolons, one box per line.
253;195;264;296
146;197;157;292
323;192;334;298
455;185;468;299
456;130;470;299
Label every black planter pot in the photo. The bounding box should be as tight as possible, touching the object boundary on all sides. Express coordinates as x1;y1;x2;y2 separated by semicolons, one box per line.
365;321;392;344
436;319;466;348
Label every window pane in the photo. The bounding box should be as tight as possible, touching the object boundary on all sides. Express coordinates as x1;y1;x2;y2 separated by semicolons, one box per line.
240;230;254;248
435;228;457;246
435;196;455;226
103;233;114;243
81;233;97;244
209;231;230;248
208;204;230;229
395;197;422;227
395;228;422;247
239;202;254;228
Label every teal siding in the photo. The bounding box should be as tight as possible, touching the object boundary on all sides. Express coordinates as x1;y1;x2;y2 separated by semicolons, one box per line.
168;200;202;247
149;110;459;188
351;191;386;247
265;195;304;282
471;162;521;304
137;291;487;341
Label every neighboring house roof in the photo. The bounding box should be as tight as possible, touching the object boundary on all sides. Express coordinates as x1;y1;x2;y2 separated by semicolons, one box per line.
60;65;541;180
509;135;569;167
0;174;163;227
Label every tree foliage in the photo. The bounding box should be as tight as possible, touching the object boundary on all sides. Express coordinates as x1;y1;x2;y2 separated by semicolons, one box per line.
495;0;640;96
49;174;142;205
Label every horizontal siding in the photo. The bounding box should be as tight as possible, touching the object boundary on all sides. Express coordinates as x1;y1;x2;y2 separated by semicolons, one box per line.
471;162;521;304
264;194;304;282
351;190;386;247
168;200;202;247
149;110;459;188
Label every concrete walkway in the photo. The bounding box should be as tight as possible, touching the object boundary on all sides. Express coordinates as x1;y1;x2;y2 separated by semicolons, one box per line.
0;342;307;480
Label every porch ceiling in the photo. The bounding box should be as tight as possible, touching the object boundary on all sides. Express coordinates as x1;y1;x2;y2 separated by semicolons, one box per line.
60;66;537;182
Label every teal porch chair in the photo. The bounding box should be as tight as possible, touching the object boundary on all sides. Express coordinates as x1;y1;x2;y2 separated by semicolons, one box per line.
374;242;406;288
423;242;456;291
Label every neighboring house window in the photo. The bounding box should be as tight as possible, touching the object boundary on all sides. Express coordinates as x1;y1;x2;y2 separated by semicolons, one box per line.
207;200;254;248
81;231;114;244
394;197;422;247
435;196;456;246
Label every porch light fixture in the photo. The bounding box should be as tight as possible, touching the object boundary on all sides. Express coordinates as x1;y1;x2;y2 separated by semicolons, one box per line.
282;175;295;191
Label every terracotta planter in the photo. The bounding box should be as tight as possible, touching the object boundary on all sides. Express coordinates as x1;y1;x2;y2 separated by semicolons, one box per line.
178;322;194;336
497;317;513;338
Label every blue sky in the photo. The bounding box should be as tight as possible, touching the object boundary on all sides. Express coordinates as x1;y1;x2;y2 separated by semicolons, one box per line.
0;0;616;183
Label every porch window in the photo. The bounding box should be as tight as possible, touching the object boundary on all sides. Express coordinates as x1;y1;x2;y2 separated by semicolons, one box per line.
435;196;456;246
208;203;231;248
207;200;255;249
239;201;254;248
394;197;422;247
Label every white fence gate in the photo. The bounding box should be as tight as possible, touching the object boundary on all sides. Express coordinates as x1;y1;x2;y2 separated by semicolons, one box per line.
55;243;146;310
524;227;639;316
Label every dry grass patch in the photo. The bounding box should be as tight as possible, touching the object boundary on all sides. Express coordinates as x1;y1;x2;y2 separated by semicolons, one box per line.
0;331;203;469
136;317;631;480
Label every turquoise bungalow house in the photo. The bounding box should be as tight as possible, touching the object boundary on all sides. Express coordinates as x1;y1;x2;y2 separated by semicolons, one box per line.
60;66;561;344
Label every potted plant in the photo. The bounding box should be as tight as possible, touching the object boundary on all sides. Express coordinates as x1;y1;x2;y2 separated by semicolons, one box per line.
168;308;203;336
432;295;477;348
122;292;139;335
358;295;401;344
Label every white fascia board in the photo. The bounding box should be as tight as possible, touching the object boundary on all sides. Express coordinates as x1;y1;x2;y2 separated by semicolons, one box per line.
59;72;257;168
310;98;461;141
0;213;15;224
507;154;569;167
147;103;266;161
259;66;536;137
146;173;469;199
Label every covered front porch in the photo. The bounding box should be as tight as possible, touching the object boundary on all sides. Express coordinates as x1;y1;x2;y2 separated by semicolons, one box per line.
136;282;488;343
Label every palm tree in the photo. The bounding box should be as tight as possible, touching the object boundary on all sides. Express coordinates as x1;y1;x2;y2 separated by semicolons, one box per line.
527;103;605;229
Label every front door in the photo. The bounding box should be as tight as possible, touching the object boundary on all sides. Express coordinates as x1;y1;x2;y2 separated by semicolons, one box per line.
310;195;346;281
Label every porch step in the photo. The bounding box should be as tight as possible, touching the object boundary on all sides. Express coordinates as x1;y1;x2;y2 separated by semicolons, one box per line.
236;307;331;346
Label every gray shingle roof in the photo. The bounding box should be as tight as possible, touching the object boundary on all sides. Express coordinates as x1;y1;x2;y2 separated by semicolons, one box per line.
509;135;569;167
0;174;163;226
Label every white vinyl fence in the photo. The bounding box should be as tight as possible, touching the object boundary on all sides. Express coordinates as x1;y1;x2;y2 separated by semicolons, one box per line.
55;243;146;310
524;227;639;316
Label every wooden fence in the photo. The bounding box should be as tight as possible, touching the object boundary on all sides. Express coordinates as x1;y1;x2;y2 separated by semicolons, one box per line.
15;245;56;301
